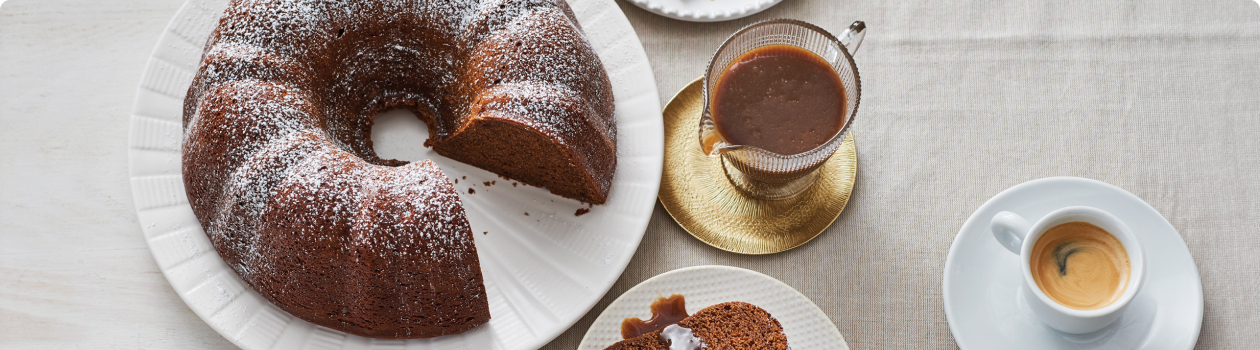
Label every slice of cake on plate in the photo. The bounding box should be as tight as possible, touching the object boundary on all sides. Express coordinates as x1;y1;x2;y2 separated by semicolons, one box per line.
607;301;789;350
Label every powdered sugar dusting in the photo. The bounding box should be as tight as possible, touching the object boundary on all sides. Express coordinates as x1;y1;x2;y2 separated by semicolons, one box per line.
179;0;615;338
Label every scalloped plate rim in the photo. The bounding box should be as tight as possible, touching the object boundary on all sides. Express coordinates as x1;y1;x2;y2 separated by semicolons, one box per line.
626;0;783;22
576;265;848;349
127;0;664;348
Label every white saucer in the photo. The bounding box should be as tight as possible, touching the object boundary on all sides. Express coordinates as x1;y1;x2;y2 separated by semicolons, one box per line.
577;265;848;349
625;0;782;22
943;177;1202;349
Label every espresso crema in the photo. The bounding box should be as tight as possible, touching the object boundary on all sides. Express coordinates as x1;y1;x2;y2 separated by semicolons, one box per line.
1030;222;1131;310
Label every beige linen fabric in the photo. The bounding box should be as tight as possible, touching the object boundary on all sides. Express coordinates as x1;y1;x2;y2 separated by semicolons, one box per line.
1;0;1258;349
544;0;1260;349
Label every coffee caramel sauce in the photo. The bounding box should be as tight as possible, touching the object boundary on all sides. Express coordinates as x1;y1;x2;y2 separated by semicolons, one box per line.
621;294;690;339
1030;222;1131;310
711;44;847;155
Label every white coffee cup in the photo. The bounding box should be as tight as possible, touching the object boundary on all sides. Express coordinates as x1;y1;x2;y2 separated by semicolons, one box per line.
990;206;1145;334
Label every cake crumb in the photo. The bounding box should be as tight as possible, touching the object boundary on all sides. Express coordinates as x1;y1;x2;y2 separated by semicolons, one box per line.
468;188;476;194
483;181;491;186
454;178;458;184
483;231;488;235
512;182;518;187
524;212;529;216
462;176;466;180
491;180;496;185
575;208;590;216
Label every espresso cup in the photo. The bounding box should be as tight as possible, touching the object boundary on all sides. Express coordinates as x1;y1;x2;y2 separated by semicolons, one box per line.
990;206;1145;334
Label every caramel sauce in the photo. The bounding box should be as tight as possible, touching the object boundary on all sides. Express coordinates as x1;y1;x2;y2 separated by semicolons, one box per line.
711;44;846;155
621;294;689;339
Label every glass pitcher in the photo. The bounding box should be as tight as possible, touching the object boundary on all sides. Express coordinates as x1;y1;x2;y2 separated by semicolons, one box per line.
699;19;866;200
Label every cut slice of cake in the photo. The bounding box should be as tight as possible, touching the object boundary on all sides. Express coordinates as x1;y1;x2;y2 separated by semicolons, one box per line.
606;301;789;350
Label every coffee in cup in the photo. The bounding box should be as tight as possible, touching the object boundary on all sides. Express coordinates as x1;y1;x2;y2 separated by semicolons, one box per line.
1029;222;1131;310
990;206;1146;334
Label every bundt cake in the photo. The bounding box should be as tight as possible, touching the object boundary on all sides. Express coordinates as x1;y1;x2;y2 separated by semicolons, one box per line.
180;0;616;339
608;302;789;350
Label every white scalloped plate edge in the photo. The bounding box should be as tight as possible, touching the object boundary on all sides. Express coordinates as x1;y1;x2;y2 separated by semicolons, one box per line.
127;0;664;349
627;0;782;22
577;265;849;349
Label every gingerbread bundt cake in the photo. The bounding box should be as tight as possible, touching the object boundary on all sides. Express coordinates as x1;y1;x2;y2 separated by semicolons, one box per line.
181;0;615;339
607;302;789;350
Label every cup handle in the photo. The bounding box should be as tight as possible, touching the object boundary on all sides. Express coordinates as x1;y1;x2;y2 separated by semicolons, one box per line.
839;21;866;54
991;211;1031;254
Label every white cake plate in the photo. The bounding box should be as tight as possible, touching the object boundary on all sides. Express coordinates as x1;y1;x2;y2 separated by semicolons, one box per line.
127;0;664;348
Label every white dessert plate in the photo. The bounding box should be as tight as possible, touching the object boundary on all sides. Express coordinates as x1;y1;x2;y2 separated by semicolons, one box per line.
625;0;782;22
577;265;848;349
943;177;1203;349
127;0;663;349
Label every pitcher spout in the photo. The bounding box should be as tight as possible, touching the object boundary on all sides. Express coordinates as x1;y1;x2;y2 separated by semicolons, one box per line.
699;119;729;156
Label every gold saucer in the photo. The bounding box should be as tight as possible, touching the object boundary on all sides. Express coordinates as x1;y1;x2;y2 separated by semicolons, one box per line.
658;77;858;255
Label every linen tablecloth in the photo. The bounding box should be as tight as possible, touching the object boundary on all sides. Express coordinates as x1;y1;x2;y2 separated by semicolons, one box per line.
2;0;1257;348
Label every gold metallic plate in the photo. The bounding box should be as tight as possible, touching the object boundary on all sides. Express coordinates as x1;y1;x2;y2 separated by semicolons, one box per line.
658;77;858;255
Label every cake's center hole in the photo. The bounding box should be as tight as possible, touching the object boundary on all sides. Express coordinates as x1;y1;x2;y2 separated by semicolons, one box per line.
371;109;431;162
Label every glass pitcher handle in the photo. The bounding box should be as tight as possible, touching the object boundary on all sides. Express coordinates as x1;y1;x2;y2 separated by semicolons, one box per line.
839;21;866;54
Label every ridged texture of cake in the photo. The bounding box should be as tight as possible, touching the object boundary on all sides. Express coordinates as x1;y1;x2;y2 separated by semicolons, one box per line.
181;0;615;339
605;302;789;350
